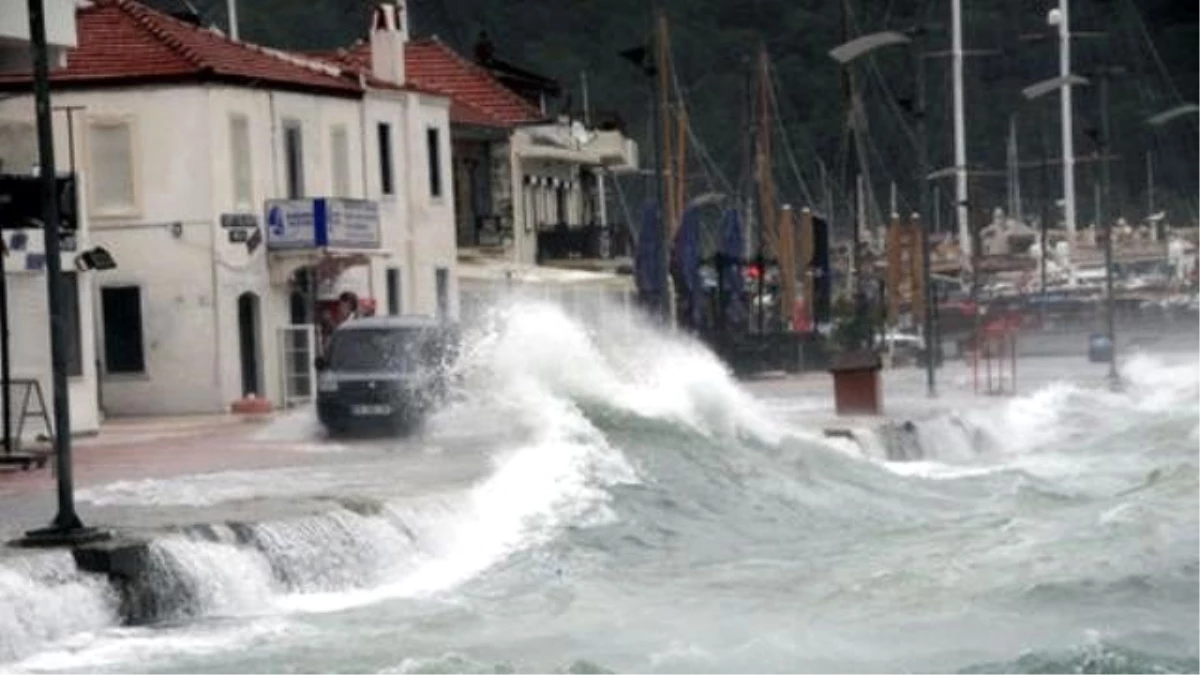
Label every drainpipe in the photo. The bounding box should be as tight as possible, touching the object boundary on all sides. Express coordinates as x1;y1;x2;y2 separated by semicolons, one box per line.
209;89;223;407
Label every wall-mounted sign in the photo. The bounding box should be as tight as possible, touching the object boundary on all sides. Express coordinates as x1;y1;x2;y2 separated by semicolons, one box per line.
246;226;263;255
263;198;380;251
326;199;380;249
220;213;258;229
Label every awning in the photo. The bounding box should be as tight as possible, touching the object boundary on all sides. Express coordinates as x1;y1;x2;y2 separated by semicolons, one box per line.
267;247;392;286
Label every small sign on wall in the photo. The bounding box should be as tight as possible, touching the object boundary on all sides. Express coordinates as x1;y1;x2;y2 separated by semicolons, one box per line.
221;213;258;229
228;228;249;243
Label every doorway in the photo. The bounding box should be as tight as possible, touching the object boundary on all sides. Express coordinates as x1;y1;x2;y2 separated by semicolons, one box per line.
237;292;262;396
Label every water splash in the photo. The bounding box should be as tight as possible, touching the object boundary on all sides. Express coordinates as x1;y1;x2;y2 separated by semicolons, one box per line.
0;552;119;663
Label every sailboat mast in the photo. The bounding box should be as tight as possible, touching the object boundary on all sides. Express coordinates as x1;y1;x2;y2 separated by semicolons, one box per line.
655;10;675;324
951;0;971;268
1007;115;1022;222
1054;0;1078;249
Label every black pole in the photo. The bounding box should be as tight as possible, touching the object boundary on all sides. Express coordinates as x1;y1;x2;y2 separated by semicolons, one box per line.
914;36;936;397
0;245;10;455
25;0;85;537
1098;71;1118;386
1040;106;1050;307
649;16;669;325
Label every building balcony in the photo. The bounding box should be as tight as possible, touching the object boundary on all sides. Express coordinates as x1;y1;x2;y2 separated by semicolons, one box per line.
536;222;629;263
457;214;511;251
584;130;638;172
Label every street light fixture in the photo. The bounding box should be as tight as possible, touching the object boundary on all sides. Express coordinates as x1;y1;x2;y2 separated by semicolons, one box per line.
829;29;938;398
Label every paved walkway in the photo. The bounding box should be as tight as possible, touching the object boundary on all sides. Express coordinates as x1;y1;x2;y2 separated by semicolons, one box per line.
0;411;343;498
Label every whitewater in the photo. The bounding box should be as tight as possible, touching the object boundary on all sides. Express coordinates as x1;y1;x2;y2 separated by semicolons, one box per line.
0;300;1196;674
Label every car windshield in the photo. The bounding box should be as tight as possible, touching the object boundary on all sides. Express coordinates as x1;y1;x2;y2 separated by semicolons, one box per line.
327;327;447;373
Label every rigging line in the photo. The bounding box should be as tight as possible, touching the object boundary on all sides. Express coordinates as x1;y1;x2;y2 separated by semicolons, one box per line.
764;60;833;192
1118;0;1200;214
862;53;920;153
764;61;816;208
607;170;639;246
664;42;734;197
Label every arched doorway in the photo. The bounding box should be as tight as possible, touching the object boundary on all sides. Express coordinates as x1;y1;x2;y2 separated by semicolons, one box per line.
237;292;262;396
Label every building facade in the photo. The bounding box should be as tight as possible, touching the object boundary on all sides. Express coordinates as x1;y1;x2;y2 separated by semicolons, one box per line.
0;0;456;417
0;0;100;439
317;30;640;325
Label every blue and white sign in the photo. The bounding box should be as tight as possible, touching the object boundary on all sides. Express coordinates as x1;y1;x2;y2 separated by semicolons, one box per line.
326;199;380;248
264;198;380;251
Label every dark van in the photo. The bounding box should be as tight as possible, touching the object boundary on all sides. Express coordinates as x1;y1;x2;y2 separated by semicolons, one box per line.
315;316;458;436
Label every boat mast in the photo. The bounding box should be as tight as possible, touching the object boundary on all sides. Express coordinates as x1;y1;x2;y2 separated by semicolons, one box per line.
654;10;675;325
951;0;971;269
1051;0;1078;251
1007;115;1023;223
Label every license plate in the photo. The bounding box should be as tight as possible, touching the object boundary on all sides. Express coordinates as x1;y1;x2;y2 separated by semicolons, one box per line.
351;404;392;416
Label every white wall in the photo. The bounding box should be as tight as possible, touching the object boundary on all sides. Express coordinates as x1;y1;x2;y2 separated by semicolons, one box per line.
362;90;457;320
400;93;457;319
0;101;100;436
1;79;459;417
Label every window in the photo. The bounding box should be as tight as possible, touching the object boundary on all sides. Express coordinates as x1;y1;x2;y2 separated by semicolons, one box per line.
283;121;304;199
62;272;82;377
426;127;442;198
101;286;145;374
0;121;36;175
386;267;402;315
435;267;449;319
330;126;350;197
229;114;252;209
88;120;135;213
377;122;394;195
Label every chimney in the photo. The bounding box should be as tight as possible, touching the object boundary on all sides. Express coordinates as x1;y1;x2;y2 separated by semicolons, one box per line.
370;2;408;85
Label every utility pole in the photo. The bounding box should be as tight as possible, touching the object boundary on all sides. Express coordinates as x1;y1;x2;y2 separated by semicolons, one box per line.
654;11;673;326
16;0;105;546
914;32;936;397
1096;66;1120;387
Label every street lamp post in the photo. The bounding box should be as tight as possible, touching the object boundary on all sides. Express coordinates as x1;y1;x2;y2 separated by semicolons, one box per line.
1092;67;1122;388
14;0;107;547
829;29;940;398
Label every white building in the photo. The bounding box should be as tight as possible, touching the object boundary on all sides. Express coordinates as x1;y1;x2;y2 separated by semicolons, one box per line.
0;0;457;417
316;33;640;325
0;0;99;442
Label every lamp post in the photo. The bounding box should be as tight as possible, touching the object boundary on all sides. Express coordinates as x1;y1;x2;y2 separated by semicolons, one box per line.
1023;74;1090;323
14;0;107;547
1088;66;1125;389
829;29;940;398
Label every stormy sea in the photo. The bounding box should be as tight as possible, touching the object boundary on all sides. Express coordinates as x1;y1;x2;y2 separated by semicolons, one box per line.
1;301;1196;674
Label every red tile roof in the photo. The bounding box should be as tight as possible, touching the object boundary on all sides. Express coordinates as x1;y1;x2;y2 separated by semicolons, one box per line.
0;0;361;96
316;38;543;128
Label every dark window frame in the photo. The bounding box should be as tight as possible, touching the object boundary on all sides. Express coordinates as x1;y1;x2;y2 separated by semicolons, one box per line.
283;121;304;199
61;271;82;377
426;127;442;198
100;285;146;374
377;122;394;195
386;267;402;316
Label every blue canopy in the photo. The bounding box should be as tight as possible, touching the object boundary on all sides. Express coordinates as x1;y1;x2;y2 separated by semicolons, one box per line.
719;208;746;324
672;206;704;328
